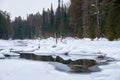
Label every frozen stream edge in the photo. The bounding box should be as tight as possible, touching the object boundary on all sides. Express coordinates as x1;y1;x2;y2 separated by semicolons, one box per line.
0;38;120;80
0;58;120;80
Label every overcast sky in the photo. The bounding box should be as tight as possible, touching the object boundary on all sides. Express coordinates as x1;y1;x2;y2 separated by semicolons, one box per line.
0;0;69;20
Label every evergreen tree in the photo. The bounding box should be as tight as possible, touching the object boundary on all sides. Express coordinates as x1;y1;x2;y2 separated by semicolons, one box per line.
106;0;120;40
0;11;10;39
68;0;83;37
41;9;51;38
54;0;61;37
12;16;23;39
27;14;36;38
60;0;66;37
50;4;55;35
27;13;42;38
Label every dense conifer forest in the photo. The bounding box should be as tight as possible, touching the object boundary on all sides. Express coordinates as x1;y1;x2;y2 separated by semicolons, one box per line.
0;0;120;40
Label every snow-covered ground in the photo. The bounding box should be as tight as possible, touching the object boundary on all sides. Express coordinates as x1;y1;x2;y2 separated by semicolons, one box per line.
0;37;120;60
0;37;120;80
0;59;120;80
0;54;5;59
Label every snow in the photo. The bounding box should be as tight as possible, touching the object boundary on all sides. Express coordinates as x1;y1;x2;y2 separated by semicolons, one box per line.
91;61;120;80
50;62;72;72
26;38;119;60
0;53;5;59
0;37;120;60
0;49;20;56
0;37;120;80
58;54;97;61
0;59;91;80
0;59;120;80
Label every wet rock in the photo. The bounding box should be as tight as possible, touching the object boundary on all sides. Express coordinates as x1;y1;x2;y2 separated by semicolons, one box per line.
69;65;88;72
97;55;106;59
68;59;97;72
55;56;98;72
20;53;54;61
35;55;54;61
11;50;21;53
56;56;64;62
56;56;71;64
19;53;101;73
64;52;69;56
96;55;115;65
20;53;36;60
52;45;57;48
70;59;97;67
4;54;11;57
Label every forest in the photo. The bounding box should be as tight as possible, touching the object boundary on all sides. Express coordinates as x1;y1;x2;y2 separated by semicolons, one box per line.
0;0;120;40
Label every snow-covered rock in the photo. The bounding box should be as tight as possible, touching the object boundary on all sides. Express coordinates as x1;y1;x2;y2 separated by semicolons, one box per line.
0;54;5;59
1;38;120;60
0;49;20;58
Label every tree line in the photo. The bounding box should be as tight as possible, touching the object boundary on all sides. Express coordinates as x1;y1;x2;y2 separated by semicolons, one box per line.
0;0;120;40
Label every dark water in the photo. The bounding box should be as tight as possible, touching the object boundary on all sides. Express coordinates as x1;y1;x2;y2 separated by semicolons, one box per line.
19;53;102;72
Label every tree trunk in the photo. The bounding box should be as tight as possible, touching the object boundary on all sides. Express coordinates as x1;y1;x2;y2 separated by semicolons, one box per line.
82;0;90;38
95;0;101;38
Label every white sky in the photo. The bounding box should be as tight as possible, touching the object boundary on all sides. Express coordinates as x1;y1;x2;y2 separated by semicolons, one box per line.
0;0;69;20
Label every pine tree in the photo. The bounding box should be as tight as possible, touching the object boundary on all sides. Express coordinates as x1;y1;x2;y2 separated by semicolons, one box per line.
41;9;51;38
0;11;10;39
54;0;61;37
68;0;83;38
50;4;55;36
60;0;66;37
27;14;36;39
12;16;23;39
106;0;120;40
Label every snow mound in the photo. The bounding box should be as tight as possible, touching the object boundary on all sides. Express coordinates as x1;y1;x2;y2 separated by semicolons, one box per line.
0;53;5;59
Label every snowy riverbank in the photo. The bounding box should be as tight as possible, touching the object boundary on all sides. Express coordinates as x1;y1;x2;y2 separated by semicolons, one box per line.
0;59;120;80
0;37;120;60
0;37;120;80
